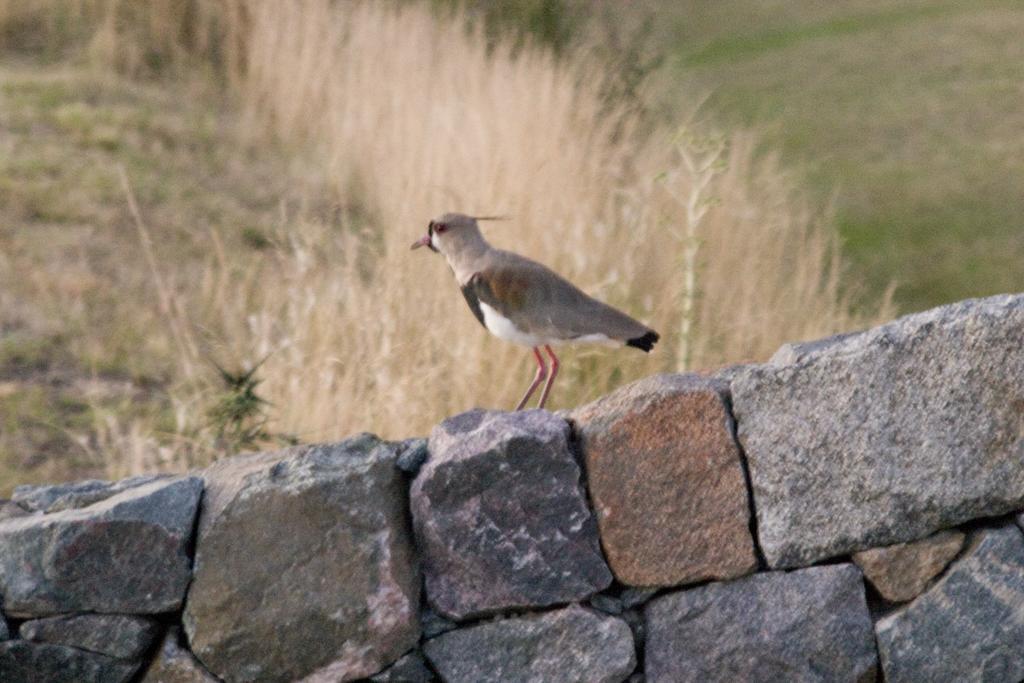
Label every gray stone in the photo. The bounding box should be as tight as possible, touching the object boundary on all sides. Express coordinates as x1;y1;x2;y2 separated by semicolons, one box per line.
0;640;138;683
876;524;1024;683
621;609;645;655
421;607;457;639
13;475;165;513
140;628;221;683
711;363;755;384
0;500;29;521
853;529;965;602
590;594;624;615
183;435;420;683
620;588;658;610
732;294;1024;568
0;476;203;616
370;650;434;682
645;564;877;683
396;438;429;475
424;605;636;683
20;613;160;660
411;410;611;620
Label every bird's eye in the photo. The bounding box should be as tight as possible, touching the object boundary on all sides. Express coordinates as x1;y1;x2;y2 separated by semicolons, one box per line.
435;223;448;234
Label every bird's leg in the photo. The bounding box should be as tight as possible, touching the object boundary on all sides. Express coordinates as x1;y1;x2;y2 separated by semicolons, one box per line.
514;347;547;411
537;345;560;410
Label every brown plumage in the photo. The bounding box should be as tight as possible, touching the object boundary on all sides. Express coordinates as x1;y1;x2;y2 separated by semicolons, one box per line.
463;256;655;347
412;212;659;409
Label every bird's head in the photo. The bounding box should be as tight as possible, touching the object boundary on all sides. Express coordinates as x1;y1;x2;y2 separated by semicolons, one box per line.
412;212;508;260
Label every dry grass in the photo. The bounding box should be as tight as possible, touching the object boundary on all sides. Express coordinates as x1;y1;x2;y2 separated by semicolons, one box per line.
1;0;892;472
182;0;889;441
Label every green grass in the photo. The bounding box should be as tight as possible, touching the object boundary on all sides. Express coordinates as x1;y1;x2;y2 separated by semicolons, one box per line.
0;332;103;492
653;0;1024;310
0;63;300;494
679;5;955;68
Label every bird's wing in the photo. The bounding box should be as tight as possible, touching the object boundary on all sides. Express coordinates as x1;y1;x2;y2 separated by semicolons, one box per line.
464;254;651;342
459;278;487;328
461;264;532;330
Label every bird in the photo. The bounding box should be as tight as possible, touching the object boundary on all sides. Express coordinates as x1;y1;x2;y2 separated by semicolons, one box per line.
411;212;659;411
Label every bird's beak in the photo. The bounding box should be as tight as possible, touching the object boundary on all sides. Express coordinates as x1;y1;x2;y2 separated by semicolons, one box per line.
409;233;438;252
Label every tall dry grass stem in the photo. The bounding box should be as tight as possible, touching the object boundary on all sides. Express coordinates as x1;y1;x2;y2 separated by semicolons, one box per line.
118;165;199;382
654;128;728;371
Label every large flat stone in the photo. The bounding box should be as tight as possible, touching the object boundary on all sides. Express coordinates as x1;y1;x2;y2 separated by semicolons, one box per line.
571;374;756;587
0;476;203;616
876;524;1024;682
0;640;138;683
853;529;964;602
0;500;29;521
20;613;160;660
424;605;635;683
12;475;166;513
732;294;1024;568
645;564;876;682
411;410;612;620
183;435;420;683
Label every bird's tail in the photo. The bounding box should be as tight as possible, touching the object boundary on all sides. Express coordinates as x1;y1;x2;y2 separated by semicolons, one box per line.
626;330;660;353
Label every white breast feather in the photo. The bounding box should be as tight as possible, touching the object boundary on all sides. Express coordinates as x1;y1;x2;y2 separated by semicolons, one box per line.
479;302;545;347
478;303;623;348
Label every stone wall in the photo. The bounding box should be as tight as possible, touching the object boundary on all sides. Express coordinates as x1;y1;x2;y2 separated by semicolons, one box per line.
0;293;1021;682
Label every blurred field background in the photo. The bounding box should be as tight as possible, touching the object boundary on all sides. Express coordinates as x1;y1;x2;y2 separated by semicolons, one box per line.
0;0;1018;493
